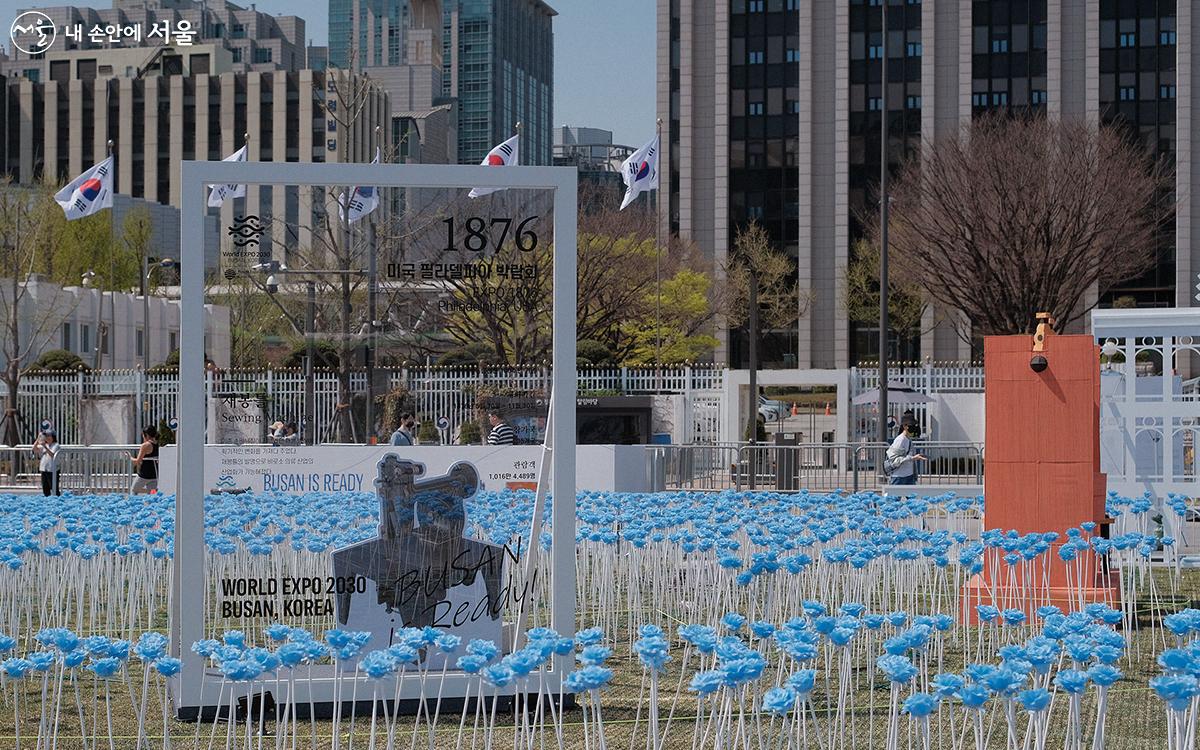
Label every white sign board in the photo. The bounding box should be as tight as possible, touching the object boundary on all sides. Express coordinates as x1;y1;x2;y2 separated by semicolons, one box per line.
160;444;542;495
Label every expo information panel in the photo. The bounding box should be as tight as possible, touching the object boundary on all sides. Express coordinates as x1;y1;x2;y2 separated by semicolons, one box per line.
159;444;546;496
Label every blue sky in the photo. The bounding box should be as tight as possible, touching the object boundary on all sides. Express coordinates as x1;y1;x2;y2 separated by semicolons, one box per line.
2;0;657;146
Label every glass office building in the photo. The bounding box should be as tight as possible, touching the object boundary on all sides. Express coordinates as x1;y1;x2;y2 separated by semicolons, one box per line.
443;0;555;165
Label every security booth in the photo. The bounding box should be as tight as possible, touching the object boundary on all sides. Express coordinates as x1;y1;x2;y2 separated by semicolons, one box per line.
479;395;653;445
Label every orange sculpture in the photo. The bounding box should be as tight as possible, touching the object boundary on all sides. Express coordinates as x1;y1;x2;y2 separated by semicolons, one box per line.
961;314;1119;622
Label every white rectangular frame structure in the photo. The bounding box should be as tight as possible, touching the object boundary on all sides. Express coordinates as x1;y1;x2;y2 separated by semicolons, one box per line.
174;161;577;715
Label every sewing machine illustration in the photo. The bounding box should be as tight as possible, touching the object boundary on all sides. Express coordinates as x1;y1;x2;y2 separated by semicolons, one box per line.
331;455;504;664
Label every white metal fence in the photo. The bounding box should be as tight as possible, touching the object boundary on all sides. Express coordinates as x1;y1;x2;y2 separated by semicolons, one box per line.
1;363;983;449
849;362;985;440
0;364;728;446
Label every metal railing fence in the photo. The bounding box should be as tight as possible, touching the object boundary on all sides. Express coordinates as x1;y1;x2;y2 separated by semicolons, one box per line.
0;444;144;494
653;441;984;494
1;364;728;447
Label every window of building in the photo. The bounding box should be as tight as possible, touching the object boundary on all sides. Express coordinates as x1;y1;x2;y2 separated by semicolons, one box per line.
991;92;1008;106
136;329;144;358
747;205;764;219
787;100;800;114
23;69;39;82
991;39;1009;53
1119;86;1136;101
62;323;72;352
971;93;988;107
906;42;922;57
101;328;109;355
231;48;242;63
748;50;764;64
1031;90;1047;104
1160;85;1176;100
868;44;883;59
254;48;273;64
169;331;178;352
867;97;882;111
748;101;764;115
786;0;798;8
1161;31;1177;46
748;0;764;11
232;23;245;38
786;49;799;63
1119;32;1136;48
191;54;210;75
905;95;921;109
81;325;91;356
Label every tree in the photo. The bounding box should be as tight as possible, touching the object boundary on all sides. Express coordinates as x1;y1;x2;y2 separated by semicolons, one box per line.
868;113;1173;335
576;339;616;366
843;238;928;344
440;189;721;364
620;270;721;364
27;349;88;373
0;182;85;446
439;343;503;366
282;340;341;369
724;221;807;331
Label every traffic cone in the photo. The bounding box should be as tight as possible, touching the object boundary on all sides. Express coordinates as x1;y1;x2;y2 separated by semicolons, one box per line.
825;402;831;416
791;402;799;417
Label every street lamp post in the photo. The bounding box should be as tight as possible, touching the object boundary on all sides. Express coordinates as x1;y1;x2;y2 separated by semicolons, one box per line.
142;257;175;373
253;263;366;446
878;0;891;445
305;281;316;446
141;257;174;434
366;220;378;443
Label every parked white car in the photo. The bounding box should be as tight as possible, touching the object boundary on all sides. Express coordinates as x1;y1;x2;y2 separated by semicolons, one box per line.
758;395;788;422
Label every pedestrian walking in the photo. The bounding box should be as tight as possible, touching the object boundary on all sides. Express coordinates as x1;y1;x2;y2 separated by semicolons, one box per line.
486;411;516;445
390;414;416;446
130;425;160;495
884;422;925;486
34;430;60;496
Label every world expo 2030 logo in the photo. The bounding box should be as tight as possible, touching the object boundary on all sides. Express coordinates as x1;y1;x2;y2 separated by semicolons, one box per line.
10;11;56;56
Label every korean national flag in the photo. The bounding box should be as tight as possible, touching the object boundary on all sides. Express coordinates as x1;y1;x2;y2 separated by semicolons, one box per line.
207;145;249;208
468;134;520;198
619;134;660;210
338;147;382;223
55;157;114;220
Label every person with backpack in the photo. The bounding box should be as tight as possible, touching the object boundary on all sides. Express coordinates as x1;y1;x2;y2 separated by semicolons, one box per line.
884;422;925;485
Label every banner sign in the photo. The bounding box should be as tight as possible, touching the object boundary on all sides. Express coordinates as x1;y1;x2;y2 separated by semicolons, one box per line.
159;444;544;496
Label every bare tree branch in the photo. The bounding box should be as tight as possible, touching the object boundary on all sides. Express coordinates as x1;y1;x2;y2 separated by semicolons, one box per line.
864;114;1173;335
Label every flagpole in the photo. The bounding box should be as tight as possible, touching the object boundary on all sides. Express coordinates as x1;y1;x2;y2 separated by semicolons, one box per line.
103;139;115;372
366;127;380;444
654;118;663;395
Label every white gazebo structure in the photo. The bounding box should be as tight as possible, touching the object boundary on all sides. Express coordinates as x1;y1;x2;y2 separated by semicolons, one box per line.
1092;307;1200;500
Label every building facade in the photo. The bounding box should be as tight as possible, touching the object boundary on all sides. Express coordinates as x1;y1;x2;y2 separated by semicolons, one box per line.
443;0;555;165
1;274;231;372
661;0;1195;369
6;0;307;76
0;44;390;268
552;125;635;198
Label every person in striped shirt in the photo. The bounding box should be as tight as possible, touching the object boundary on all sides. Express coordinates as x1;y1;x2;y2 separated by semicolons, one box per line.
486;411;516;445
